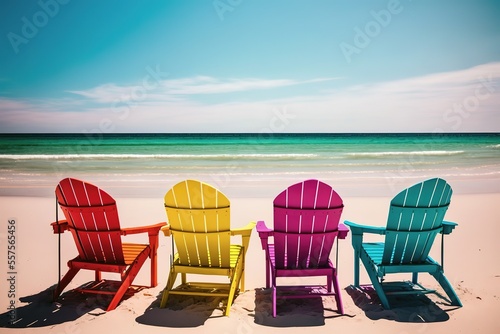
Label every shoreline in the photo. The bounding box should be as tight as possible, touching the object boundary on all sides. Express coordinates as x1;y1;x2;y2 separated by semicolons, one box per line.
1;172;499;198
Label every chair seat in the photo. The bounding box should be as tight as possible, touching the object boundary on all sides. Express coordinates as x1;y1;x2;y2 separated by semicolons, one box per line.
362;242;437;266
173;244;242;269
361;242;441;275
69;243;149;267
267;244;333;271
122;243;149;265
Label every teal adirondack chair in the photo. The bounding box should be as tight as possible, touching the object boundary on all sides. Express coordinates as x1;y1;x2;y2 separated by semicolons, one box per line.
344;178;462;309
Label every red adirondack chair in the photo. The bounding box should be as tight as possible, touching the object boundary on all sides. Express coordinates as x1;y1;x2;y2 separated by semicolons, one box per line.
51;178;165;311
256;179;348;317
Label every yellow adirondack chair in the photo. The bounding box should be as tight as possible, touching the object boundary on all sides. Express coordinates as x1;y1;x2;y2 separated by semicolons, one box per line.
159;179;255;316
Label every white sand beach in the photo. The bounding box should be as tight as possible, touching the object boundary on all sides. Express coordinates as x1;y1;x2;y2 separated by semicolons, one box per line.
1;187;499;333
1;0;499;330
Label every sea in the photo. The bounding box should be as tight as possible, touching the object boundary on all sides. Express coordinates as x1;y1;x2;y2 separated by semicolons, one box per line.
0;133;499;198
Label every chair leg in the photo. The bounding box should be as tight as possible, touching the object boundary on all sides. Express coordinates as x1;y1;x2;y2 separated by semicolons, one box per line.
327;272;332;293
412;272;419;284
240;251;246;292
226;256;243;316
106;251;149;311
431;270;462;307
239;268;245;292
332;271;344;315
360;255;391;309
150;246;158;287
353;249;360;287
266;259;271;289
53;267;80;301
160;269;178;308
272;286;277;318
368;274;390;309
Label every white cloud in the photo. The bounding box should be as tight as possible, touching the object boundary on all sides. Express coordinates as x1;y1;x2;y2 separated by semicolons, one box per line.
69;83;151;104
1;63;499;133
68;76;339;103
358;62;500;97
159;76;335;95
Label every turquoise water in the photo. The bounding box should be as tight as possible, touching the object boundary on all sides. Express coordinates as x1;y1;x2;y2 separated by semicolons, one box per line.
0;133;499;197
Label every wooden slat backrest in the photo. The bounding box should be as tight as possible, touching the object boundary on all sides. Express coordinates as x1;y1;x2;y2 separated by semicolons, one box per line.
382;178;452;265
272;179;343;269
165;180;231;268
56;178;125;264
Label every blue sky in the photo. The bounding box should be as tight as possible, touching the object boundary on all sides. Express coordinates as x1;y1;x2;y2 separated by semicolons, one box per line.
0;0;499;133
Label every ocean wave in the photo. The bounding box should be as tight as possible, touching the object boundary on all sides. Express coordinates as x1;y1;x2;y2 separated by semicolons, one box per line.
486;144;500;148
346;150;465;157
0;153;318;160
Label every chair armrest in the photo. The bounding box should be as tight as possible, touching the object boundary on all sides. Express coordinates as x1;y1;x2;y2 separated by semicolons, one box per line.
256;220;272;234
121;222;166;236
122;222;166;255
344;220;385;250
344;220;386;236
442;220;458;235
51;220;69;234
231;222;256;257
338;223;349;239
231;222;256;237
255;220;273;250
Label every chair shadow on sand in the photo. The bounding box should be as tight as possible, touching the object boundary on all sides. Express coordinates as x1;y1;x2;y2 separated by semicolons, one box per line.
251;288;345;327
345;282;458;322
135;292;225;327
0;283;129;328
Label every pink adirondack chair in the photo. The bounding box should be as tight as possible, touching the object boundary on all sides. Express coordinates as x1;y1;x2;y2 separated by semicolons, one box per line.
256;179;348;317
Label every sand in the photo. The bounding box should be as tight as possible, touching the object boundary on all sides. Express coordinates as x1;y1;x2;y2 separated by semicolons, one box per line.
1;190;499;333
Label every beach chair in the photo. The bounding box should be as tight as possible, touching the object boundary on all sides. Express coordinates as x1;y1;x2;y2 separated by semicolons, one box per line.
159;179;255;316
256;179;348;317
344;178;462;309
51;178;165;311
